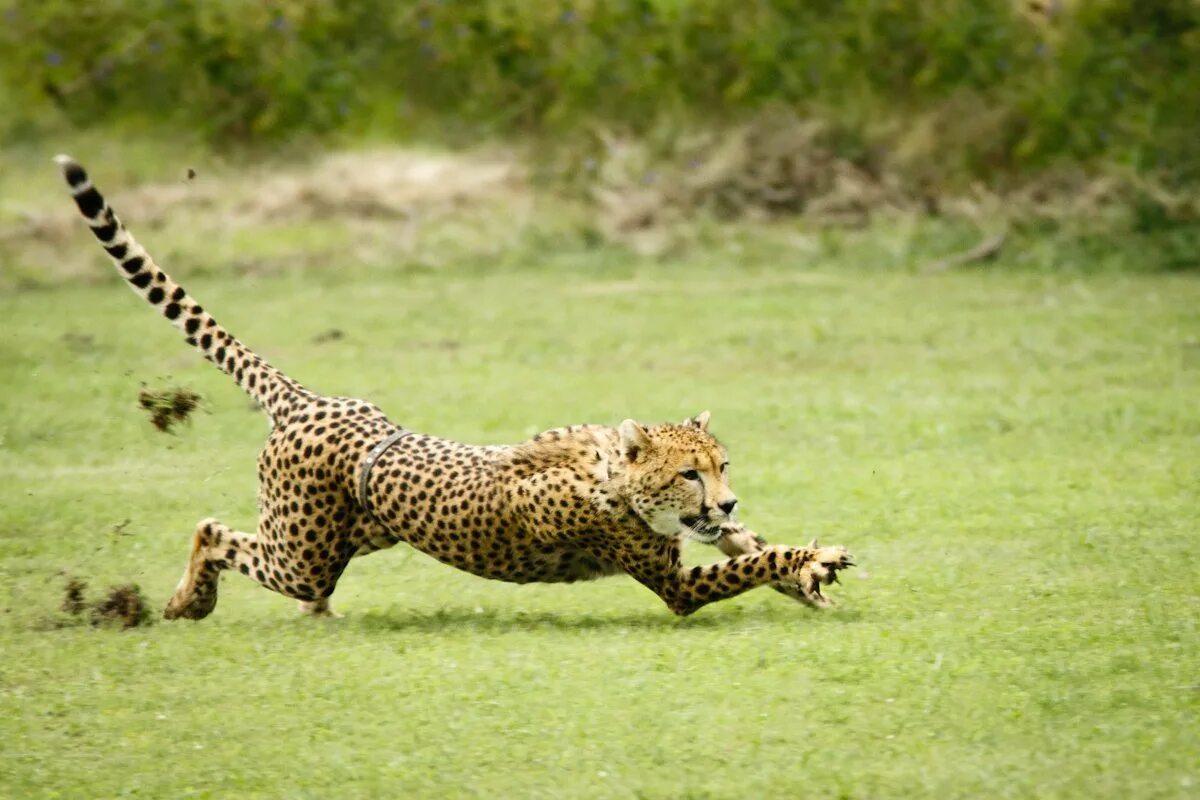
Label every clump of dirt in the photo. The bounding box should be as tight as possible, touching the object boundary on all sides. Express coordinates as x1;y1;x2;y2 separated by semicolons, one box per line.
59;577;152;629
138;386;201;432
61;576;88;615
90;584;151;629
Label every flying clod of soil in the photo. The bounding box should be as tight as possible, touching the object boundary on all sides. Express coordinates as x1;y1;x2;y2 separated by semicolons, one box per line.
90;585;151;629
60;577;152;629
137;386;201;433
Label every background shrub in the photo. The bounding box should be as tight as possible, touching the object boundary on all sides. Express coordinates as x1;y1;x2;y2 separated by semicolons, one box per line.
2;0;1196;191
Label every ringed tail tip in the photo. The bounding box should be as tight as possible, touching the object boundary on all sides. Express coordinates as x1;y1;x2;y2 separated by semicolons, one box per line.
54;154;89;190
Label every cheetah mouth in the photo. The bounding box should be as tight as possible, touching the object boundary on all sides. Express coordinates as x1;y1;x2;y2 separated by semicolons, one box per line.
679;515;721;543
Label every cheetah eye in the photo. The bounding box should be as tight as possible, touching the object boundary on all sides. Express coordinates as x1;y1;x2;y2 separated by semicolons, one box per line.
680;469;700;481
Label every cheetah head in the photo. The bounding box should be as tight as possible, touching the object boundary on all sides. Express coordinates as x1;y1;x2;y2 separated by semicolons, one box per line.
615;411;737;543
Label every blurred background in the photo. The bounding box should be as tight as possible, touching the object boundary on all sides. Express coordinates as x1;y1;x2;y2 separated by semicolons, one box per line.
1;0;1198;280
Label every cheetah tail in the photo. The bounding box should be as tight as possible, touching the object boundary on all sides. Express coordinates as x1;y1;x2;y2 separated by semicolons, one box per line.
55;155;311;424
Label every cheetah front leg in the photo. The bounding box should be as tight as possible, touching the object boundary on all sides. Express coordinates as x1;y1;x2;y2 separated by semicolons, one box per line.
617;541;853;616
715;522;851;608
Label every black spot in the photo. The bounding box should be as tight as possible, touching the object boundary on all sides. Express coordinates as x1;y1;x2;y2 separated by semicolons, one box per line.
214;347;225;363
104;243;127;259
73;187;104;218
191;305;203;315
146;286;165;304
171;287;185;301
200;334;213;349
90;221;117;243
130;271;152;289
121;257;144;275
164;302;181;320
61;162;87;187
185;318;200;334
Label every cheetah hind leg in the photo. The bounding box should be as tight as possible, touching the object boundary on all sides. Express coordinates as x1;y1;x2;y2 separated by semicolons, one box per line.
292;517;399;619
164;517;257;620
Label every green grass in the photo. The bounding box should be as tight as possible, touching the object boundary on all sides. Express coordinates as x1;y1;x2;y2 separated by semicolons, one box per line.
1;234;1198;796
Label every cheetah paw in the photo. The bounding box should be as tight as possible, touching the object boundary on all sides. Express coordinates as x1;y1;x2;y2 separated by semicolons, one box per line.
163;589;217;620
783;541;854;609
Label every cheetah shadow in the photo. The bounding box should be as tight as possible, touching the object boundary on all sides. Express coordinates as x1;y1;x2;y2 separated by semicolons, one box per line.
347;605;859;634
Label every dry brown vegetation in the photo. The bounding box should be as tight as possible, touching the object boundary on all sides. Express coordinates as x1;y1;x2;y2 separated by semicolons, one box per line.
3;124;1194;287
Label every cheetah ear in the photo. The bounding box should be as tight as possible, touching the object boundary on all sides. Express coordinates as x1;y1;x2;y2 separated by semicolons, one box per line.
618;419;651;462
683;410;711;432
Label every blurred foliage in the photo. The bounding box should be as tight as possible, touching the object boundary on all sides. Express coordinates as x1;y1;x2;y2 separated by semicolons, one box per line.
1;0;1197;188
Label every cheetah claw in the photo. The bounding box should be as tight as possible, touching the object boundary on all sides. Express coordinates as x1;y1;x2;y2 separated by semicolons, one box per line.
791;545;855;609
803;545;854;607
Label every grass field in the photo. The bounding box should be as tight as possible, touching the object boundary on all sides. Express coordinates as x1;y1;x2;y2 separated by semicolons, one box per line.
1;159;1198;797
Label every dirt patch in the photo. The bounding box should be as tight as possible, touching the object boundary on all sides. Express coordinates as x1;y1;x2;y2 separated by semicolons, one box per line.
249;149;523;222
90;585;151;629
61;576;88;615
138;386;201;433
5;148;526;246
59;576;153;629
3;147;531;289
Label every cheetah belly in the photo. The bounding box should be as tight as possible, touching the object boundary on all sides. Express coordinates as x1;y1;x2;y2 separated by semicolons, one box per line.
361;435;621;584
387;510;619;585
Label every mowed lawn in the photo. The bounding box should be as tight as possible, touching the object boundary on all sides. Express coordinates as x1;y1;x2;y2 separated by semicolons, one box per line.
1;251;1197;797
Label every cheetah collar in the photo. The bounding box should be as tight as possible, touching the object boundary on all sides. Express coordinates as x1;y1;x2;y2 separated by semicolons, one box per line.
358;429;413;521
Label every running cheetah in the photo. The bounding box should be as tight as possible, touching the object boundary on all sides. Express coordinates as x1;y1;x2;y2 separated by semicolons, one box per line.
55;156;853;620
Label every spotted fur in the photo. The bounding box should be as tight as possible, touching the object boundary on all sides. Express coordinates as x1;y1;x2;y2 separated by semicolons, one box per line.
56;156;853;619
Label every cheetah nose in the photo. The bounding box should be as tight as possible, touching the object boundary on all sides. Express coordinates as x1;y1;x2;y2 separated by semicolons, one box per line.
719;499;738;515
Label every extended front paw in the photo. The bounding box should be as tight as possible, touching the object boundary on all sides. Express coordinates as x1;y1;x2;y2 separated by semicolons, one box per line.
786;542;854;608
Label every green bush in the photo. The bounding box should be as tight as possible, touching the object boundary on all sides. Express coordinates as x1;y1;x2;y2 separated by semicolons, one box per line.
2;0;1197;187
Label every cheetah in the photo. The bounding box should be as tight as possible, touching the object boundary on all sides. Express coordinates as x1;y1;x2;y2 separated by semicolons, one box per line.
55;155;854;620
